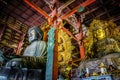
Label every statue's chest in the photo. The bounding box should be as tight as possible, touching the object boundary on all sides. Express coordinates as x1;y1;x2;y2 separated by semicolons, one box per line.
28;42;37;56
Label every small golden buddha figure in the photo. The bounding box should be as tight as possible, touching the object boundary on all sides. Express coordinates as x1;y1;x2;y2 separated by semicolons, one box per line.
92;71;98;76
100;62;108;75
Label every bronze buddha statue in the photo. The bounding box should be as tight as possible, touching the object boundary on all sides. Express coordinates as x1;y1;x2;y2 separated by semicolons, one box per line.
5;26;47;69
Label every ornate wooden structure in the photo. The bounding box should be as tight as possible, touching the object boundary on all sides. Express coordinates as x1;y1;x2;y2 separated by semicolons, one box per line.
24;0;96;79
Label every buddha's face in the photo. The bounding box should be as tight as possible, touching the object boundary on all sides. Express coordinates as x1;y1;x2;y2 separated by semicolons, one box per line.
28;29;37;43
94;28;106;40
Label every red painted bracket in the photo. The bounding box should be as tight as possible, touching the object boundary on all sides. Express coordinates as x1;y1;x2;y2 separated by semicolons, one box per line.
61;0;96;19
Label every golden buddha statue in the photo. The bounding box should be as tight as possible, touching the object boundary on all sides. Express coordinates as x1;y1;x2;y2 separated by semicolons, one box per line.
84;19;120;58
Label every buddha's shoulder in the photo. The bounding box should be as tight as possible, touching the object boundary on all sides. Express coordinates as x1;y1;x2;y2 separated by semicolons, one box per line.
37;41;47;44
31;40;46;44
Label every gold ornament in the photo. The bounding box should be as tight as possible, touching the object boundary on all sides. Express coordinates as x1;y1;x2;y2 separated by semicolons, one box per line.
58;29;75;65
100;62;108;75
41;23;75;65
92;71;98;76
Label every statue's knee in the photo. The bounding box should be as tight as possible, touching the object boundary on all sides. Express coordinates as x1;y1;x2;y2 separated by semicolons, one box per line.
5;58;22;68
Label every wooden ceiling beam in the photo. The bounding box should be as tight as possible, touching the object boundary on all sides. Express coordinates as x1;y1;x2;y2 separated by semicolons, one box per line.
24;0;50;19
99;0;111;18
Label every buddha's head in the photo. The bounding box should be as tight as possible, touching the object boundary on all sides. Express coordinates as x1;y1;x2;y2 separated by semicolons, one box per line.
93;27;106;40
28;26;43;43
90;20;108;40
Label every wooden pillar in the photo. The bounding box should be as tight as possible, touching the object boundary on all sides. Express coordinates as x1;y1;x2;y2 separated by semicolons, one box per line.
53;27;58;80
0;24;5;39
16;34;25;55
79;42;85;59
46;27;58;80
